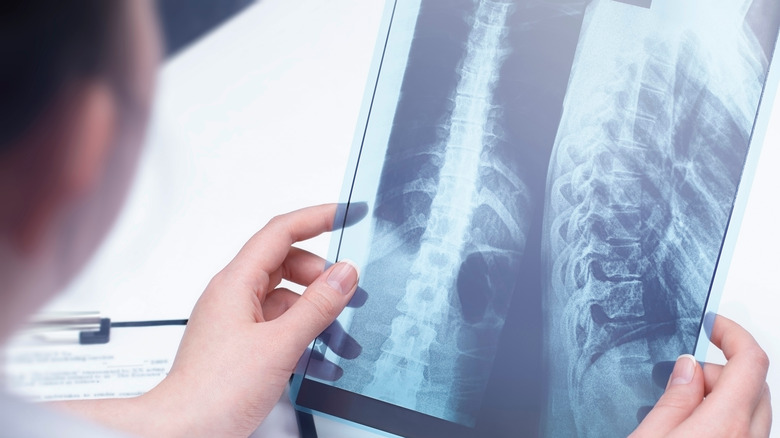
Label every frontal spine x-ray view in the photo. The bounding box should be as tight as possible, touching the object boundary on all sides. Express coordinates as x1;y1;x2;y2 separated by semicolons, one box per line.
361;0;526;423
335;0;530;425
311;0;780;436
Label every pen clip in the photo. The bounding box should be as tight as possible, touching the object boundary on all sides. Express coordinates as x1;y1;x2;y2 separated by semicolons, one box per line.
24;311;111;345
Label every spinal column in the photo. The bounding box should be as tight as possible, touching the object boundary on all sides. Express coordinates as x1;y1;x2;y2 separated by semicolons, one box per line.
541;0;769;436
361;0;522;424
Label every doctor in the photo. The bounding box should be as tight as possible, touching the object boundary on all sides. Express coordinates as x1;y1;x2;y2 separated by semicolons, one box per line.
0;1;770;436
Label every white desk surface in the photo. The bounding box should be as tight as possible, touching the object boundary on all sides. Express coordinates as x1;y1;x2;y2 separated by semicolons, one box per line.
42;0;780;436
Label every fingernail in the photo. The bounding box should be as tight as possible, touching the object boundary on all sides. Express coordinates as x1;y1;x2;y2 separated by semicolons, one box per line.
326;260;359;295
669;354;697;387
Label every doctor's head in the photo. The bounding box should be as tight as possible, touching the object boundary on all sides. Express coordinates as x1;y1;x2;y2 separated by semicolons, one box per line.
0;0;162;338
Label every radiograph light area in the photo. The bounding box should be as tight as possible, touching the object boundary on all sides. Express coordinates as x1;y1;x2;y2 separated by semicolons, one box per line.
542;0;778;436
326;0;587;428
308;0;780;436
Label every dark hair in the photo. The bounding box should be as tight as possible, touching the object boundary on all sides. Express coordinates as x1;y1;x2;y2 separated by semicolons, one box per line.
0;1;118;150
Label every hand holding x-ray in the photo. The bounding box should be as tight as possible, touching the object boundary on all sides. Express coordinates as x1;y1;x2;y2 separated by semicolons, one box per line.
148;204;362;437
632;314;771;437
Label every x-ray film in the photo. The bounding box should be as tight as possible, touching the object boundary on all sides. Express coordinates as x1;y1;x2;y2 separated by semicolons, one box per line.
292;0;780;436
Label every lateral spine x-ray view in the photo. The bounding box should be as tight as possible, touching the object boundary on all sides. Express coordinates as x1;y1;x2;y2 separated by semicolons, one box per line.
542;0;772;435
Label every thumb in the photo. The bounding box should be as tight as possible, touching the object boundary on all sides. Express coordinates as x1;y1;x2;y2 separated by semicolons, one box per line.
276;260;359;352
630;355;705;437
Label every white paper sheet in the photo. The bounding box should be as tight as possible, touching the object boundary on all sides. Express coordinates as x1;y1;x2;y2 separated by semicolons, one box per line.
2;326;183;401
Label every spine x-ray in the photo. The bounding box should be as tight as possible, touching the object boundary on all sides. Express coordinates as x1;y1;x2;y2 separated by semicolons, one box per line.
302;0;780;436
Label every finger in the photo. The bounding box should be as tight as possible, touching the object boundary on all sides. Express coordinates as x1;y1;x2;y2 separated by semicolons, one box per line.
704;315;769;418
305;348;345;381
275;247;327;287
636;406;653;425
750;383;772;438
701;362;724;395
229;204;338;279
273;260;360;353
630;355;704;437
710;315;766;364
652;360;677;389
321;260;368;308
333;201;369;230
347;285;368;308
262;288;300;321
319;320;361;360
675;316;769;436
